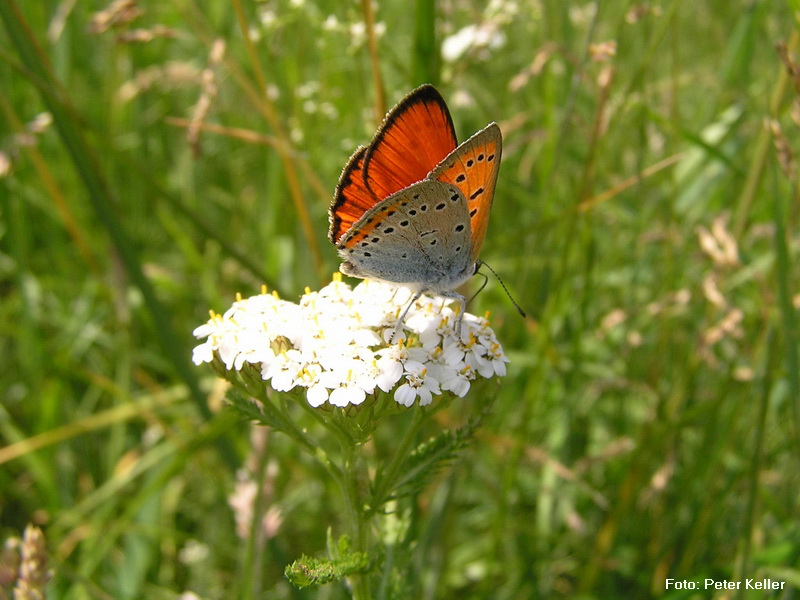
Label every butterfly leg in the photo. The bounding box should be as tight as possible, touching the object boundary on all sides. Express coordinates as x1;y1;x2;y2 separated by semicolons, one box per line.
389;291;423;344
438;291;467;341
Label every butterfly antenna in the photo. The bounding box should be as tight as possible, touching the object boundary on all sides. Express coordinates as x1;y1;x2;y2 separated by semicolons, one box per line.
468;270;489;305
476;260;527;318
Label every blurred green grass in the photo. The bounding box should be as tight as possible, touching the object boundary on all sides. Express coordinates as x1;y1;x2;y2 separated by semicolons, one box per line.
1;0;799;598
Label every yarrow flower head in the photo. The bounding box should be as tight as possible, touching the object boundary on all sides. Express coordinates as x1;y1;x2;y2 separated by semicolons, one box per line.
193;276;509;408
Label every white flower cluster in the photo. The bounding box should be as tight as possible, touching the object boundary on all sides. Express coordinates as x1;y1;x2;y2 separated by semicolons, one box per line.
192;278;509;408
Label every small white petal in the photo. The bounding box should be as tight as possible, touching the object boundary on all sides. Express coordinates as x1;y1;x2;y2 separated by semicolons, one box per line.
192;323;217;339
192;342;214;365
307;384;329;407
330;385;367;407
394;384;416;407
418;388;432;406
494;362;507;377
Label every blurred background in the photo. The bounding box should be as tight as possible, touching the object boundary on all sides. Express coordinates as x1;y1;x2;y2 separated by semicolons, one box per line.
1;0;798;598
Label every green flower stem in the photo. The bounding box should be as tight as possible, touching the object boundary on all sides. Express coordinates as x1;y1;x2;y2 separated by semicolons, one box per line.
341;440;373;600
371;405;430;512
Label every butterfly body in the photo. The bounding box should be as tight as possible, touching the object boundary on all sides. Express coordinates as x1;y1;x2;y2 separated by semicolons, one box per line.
329;85;502;336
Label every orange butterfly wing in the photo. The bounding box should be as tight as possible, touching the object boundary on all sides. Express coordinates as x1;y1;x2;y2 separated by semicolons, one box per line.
329;84;458;244
428;122;502;261
329;147;379;243
362;85;458;201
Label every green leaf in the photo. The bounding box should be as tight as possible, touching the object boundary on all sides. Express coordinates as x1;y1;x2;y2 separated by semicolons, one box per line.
224;387;268;424
284;537;371;589
392;419;477;501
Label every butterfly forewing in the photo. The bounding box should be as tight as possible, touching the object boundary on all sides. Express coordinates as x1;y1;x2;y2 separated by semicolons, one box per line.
361;85;458;201
329;85;457;244
337;180;472;288
428;123;502;262
329;146;380;243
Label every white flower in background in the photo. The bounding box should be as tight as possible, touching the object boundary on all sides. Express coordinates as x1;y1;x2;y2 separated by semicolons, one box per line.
442;22;506;62
193;277;510;408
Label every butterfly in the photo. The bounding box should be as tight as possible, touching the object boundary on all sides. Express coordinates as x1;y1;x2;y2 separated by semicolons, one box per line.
328;84;502;339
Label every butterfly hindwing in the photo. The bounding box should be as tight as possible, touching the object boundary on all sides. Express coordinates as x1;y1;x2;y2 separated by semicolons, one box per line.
428;122;502;262
361;85;458;201
337;179;471;288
